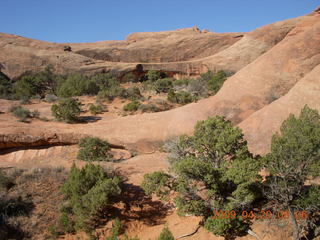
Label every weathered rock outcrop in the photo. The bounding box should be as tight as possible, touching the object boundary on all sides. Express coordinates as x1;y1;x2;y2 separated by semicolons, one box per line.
0;9;319;156
0;132;82;149
0;15;304;79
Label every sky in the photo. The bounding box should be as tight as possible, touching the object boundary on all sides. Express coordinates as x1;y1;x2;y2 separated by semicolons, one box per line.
1;0;319;43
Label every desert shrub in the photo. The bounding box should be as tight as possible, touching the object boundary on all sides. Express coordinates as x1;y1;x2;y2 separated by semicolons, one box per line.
13;66;60;100
88;103;104;115
123;101;140;112
29;110;40;119
204;217;249;238
154;99;172;111
144;116;262;239
186;78;208;98
157;226;174;240
97;85;126;101
0;171;12;190
105;218;121;240
51;98;81;123
262;105;320;240
141;171;172;198
140;80;155;92
94;73;128;101
13;76;38;102
0;71;12;99
138;103;160;113
208;70;227;94
146;70;163;82
105;219;140;240
173;78;191;87
9;105;31;122
167;90;193;105
58;212;75;233
77;136;112;162
59;163;121;232
124;87;142;101
44;94;58;103
57;74;89;97
123;72;136;82
154;78;173;93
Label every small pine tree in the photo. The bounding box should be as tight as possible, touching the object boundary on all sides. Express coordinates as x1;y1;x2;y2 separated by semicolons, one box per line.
77;136;112;162
51;98;81;123
263;105;320;240
9;105;30;122
158;226;174;240
60;163;121;232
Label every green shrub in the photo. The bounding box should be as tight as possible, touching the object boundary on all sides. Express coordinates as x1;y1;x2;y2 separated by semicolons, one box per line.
167;90;193;105
123;72;136;82
147;116;262;238
105;218;121;240
13;66;59;100
0;171;12;190
208;70;227;94
154;78;173;93
94;73;128;101
204;217;249;238
57;74;89;97
141;171;172;198
123;101;140;112
146;70;162;82
51;98;81;123
30;109;40;119
47;225;60;238
157;226;174;240
138;103;160;113
186;78;208;98
97;85;126;101
125;87;142;101
263;105;320;239
88;103;104;115
0;71;12;99
173;78;191;87
58;212;75;233
13;76;38;102
44;94;58;103
77;136;112;162
9;105;31;122
60;163;121;232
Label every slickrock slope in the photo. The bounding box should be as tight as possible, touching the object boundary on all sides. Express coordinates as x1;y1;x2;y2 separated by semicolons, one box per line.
239;63;320;155
0;9;319;156
76;11;320;152
0;15;302;79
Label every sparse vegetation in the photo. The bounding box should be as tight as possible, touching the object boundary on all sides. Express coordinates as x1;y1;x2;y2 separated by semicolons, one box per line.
105;218;121;240
141;171;172;198
59;163;121;232
146;70;165;82
157;226;174;240
123;101;141;112
88;103;104;115
154;78;173;93
125;86;142;101
138;103;160;113
0;71;12;99
10;105;31;122
77;136;113;162
51;98;81;123
207;70;227;93
143;116;261;239
123;72;136;82
167;89;193;105
262;105;320;240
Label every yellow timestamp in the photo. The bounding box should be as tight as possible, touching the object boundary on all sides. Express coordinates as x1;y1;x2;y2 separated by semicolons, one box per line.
211;209;308;220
